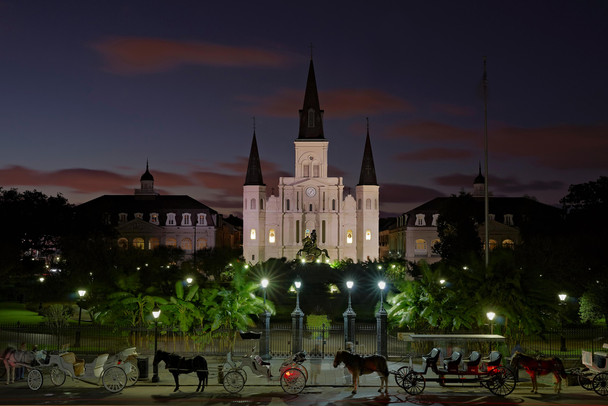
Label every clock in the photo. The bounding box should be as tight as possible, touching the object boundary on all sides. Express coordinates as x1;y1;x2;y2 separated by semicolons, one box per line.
305;187;316;197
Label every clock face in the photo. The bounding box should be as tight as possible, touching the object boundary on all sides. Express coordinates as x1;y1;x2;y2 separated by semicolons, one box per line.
306;187;316;197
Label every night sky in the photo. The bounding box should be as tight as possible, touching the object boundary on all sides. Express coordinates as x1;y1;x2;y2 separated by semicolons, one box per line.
0;1;606;217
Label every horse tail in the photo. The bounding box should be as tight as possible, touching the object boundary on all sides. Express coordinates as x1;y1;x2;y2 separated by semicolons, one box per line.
555;357;568;378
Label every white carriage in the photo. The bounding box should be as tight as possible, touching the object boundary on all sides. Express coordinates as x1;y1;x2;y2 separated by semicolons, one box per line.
576;343;608;396
27;348;135;393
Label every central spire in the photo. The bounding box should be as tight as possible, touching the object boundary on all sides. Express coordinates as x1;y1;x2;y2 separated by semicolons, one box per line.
298;58;325;139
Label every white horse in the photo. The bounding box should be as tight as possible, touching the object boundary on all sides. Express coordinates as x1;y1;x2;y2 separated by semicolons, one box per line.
2;348;35;384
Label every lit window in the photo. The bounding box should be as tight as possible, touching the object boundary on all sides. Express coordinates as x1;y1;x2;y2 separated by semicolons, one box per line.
150;213;159;225
197;213;207;225
502;239;514;249
250;229;256;240
415;239;427;255
366;230;371;240
197;238;208;250
504;214;514;226
133;238;144;249
180;238;193;251
489;239;497;250
415;214;426;226
269;229;276;243
166;213;176;226
347;230;353;244
165;238;177;247
182;213;191;226
431;214;439;226
149;238;160;250
135;212;143;219
117;238;128;249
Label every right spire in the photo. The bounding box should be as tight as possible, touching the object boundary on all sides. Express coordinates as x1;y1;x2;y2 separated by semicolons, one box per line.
357;118;378;186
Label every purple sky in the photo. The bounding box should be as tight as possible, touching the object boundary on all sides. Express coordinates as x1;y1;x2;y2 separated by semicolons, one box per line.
0;1;606;217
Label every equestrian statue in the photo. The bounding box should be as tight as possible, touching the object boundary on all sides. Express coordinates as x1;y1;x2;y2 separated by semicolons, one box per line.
296;230;330;262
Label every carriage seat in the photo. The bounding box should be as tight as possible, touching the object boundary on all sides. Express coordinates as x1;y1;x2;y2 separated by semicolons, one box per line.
481;351;502;371
463;351;481;372
442;351;462;373
254;355;271;366
422;348;441;366
61;352;86;376
593;353;607;369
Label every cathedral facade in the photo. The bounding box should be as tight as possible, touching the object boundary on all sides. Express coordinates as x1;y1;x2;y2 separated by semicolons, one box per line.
243;60;379;264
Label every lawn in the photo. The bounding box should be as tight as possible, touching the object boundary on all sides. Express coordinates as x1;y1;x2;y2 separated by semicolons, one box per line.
0;302;45;324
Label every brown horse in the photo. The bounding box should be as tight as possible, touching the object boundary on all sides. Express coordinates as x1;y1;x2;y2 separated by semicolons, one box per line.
333;350;389;394
510;351;567;394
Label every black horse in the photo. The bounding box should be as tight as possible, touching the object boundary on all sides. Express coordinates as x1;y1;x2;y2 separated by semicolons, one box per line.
152;350;208;392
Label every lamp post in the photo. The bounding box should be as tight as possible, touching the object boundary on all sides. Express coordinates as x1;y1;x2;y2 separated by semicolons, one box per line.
261;278;271;360
376;281;387;358
559;293;567;351
75;289;86;347
186;277;193;286
152;306;161;383
343;280;356;350
486;311;496;335
291;278;304;354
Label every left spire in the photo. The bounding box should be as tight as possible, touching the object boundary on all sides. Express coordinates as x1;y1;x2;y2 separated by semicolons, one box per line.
244;130;265;186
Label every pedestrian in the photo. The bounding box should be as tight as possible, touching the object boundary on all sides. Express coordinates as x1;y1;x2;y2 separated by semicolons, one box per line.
15;342;26;380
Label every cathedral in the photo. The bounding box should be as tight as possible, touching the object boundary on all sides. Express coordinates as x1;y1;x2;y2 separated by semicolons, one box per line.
243;59;379;264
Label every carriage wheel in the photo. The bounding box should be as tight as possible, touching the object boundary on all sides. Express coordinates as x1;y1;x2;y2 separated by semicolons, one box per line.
102;366;127;393
280;367;306;394
487;366;516;397
125;361;139;386
394;366;410;389
402;371;425;395
298;365;309;382
50;366;66;386
223;370;245;393
27;369;43;391
593;372;608;396
578;372;594;390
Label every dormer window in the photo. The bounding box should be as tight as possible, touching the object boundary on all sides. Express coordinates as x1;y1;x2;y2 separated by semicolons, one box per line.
166;213;176;226
504;214;514;226
182;213;191;226
150;213;159;225
431;214;439;226
119;213;128;223
135;213;143;219
489;213;495;221
197;213;207;225
415;214;426;226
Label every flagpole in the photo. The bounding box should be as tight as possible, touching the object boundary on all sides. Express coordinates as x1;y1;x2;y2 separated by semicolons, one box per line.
483;56;489;268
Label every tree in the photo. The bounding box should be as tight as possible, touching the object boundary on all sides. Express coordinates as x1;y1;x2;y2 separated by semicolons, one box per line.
579;280;608;328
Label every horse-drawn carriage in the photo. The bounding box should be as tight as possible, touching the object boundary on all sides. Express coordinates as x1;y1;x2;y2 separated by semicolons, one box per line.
394;334;516;397
574;343;608;396
26;348;136;392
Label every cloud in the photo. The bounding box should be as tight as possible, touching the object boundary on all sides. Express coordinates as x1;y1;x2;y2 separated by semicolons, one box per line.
434;172;565;194
92;37;292;74
386;120;480;141
432;103;477;117
245;88;413;118
491;124;608;170
380;183;445;203
394;148;473;161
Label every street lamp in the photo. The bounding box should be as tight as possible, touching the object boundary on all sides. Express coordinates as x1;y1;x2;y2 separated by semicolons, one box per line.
152;306;161;383
486;311;496;335
186;277;193;285
559;293;567;351
294;279;302;312
346;280;354;311
378;281;386;311
343;280;356;350
260;278;271;360
75;289;86;347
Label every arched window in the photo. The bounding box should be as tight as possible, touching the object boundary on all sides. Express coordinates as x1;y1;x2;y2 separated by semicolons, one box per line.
366;198;371;210
415;239;427;255
365;230;371;240
269;229;276;243
250;229;256;240
332;199;336;211
182;213;191;226
347;230;353;244
502;239;514;249
197;238;208;250
358;199;362;210
149;238;160;250
489;239;497;250
286;199;290;210
180;238;193;251
165;238;177;247
260;199;263;210
133;238;145;249
117;238;128;249
250;198;256;210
